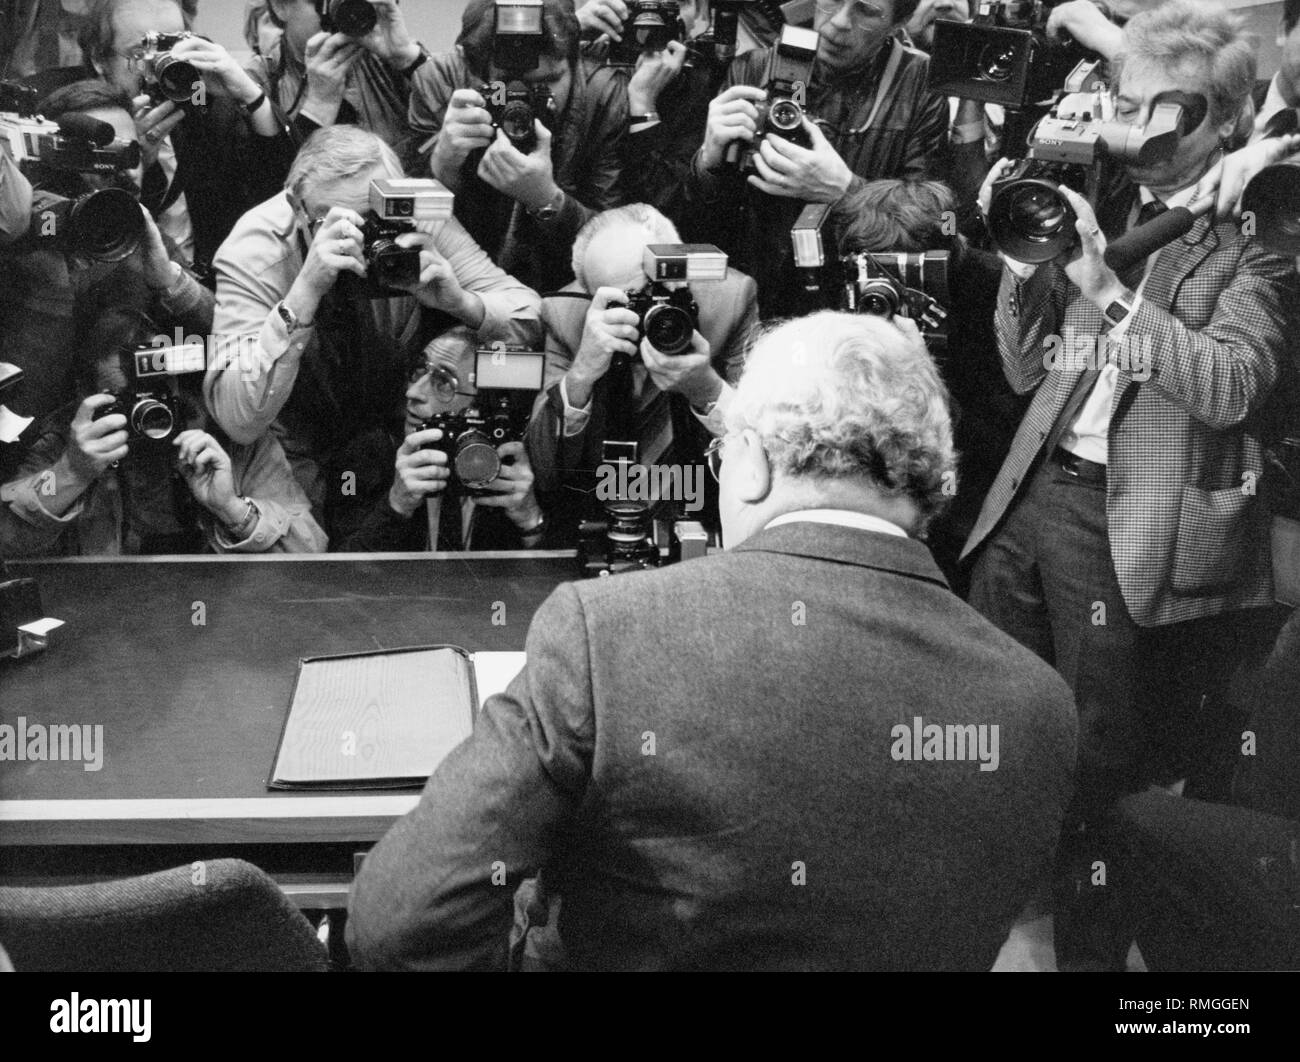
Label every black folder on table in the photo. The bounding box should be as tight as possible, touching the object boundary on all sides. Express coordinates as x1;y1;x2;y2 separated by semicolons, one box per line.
268;645;479;790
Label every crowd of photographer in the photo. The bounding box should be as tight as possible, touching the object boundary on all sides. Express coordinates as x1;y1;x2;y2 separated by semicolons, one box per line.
1;0;1299;970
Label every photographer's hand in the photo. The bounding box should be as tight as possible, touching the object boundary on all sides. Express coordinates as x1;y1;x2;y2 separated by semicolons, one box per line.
567;287;641;408
169;35;263;106
432;88;495;179
64;395;128;483
1057;186;1125;309
302;31;364;126
394;230;486;327
361;0;420;68
1046;1;1123;60
1192;133;1300;221
140;208;181;292
389;428;450;517
629;40;688;114
748;116;852;203
640;331;720;408
471;441;542;531
700;85;765;171
477;123;561;212
286;206;366;322
174;429;241;523
133;95;184;169
981;157;1039;278
577;0;628;41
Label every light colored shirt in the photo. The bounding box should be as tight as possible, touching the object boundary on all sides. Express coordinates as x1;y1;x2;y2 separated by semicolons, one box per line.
766;508;908;538
1061;182;1198;464
559;369;734;438
1251;72;1298;143
205;191;541;446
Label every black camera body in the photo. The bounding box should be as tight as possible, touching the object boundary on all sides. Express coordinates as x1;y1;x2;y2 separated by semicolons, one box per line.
357;178;454;297
578;500;662;577
927;0;1095;110
480;80;555;154
91;342;205;450
138;32;210;112
607;1;686;67
420;347;545;494
318;0;379;37
842;251;951;344
728;24;819;173
620;244;727;356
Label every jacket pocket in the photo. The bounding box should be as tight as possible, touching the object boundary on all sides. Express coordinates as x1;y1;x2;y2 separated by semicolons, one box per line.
1170;484;1262;593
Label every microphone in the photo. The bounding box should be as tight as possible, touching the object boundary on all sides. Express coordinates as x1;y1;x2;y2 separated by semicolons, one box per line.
1102;194;1215;276
55;112;116;147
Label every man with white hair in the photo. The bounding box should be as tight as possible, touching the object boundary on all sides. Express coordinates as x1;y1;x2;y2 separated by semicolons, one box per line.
205;124;540;536
347;310;1077;971
525;202;758;540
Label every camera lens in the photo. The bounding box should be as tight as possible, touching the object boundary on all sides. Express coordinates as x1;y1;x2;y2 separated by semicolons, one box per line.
857;281;901;318
452;430;501;489
500;100;536;146
605;500;654;558
68;188;145;263
367;239;421;289
987;173;1076;264
153;54;201;102
977;43;1017;84
131;398;174;441
768;99;803;133
1008;184;1068;242
329;0;378;37
642;303;694;356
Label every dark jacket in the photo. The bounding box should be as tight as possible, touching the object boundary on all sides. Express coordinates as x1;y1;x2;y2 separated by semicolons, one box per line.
347;520;1078;970
408;50;627;291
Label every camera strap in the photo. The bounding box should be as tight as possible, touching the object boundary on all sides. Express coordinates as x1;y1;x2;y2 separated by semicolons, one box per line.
846;38;903;137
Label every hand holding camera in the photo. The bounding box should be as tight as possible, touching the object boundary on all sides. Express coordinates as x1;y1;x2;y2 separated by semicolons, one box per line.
432;89;496;175
356;0;420;67
578;0;630;41
173;429;241;524
1055;185;1124;309
293;206;367;308
131;94;184;169
389;429;451;518
303;32;365;124
64;394;129;484
628;38;689;115
700;85;766;171
163;34;265;108
639;330;718;407
476;121;560;212
140;208;180;291
747;116;851;203
467;440;542;531
569;287;643;407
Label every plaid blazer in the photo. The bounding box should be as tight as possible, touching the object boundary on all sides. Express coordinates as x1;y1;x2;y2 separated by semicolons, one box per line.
962;203;1300;627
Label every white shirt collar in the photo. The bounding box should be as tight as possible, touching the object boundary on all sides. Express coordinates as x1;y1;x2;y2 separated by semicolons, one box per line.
1139;182;1199;212
765;509;909;538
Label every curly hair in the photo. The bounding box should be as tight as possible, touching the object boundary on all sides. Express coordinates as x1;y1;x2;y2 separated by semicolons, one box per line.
725;312;955;529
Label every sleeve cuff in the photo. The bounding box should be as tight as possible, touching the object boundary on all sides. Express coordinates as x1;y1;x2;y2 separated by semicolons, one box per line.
1;476;85;530
558;376;593;438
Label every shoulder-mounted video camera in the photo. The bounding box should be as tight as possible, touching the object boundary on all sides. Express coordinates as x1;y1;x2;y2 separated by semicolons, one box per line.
2;81;145;262
357;177;454;297
619;244;727;357
318;0;379;37
420;346;545;494
727;23;819;173
928;0;1105;110
479;79;556;154
93;340;206;451
987;60;1192;262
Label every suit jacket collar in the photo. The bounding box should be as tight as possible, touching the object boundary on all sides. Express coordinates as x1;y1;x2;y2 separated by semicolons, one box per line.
731;521;950;590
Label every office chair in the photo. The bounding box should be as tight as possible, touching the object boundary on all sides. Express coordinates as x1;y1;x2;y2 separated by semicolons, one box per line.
0;858;329;972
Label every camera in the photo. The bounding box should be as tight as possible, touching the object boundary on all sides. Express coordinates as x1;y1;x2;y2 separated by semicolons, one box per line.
928;0;1098;110
138;32;205;106
607;1;686;68
420;346;545;494
491;0;545;74
620;244;727;357
2;82;145;262
987;61;1188;262
358;178;454;296
578;499;662;576
318;0;378;37
688;0;753;68
92;341;205;450
727;24;819;173
480;79;556;154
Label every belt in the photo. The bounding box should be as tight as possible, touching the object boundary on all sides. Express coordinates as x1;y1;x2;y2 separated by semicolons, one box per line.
1053;446;1107;484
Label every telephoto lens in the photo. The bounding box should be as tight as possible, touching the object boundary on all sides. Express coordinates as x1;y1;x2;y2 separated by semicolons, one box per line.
64;187;145;263
606;500;655;559
987;161;1078;263
152;53;201;102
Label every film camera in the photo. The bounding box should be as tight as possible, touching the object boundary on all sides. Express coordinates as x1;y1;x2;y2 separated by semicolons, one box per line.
479;79;556;154
137;32;207;106
687;0;757;69
619;244;727;357
928;0;1103;110
605;1;686;68
987;61;1189;262
1;81;145;262
578;500;661;576
357;177;454;296
92;341;206;450
491;0;545;74
420;346;545;494
727;24;820;173
318;0;379;37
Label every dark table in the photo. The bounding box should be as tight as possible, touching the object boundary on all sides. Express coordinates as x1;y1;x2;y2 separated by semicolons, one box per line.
0;553;573;903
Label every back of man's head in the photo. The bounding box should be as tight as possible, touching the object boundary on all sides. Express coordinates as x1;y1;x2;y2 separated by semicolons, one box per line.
837;179;957;255
571;202;680;292
722;311;954;545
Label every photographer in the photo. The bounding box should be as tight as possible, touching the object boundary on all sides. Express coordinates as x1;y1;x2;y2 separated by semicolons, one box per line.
408;0;627;292
0;149;33;245
685;0;951;318
331;327;547;552
525;202;758;539
250;0;431;157
205;124;541;533
74;0;297;283
960;1;1300;968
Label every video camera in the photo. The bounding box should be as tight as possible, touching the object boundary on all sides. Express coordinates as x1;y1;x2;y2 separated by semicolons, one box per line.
479;79;556;154
987;61;1190;262
358;177;454;297
420;346;545;494
606;1;686;68
318;0;379;37
491;0;545;74
928;0;1101;110
620;244;727;357
93;340;206;451
727;24;819;173
1;81;145;262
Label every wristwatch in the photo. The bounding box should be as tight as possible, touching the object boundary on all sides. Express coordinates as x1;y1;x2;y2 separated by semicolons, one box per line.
400;43;431;79
628;113;660;127
276;300;309;335
1102;288;1137;329
527;188;565;222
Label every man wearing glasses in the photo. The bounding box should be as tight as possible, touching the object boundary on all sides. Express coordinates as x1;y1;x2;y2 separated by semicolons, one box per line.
685;0;951;318
330;327;546;552
205;125;540;542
